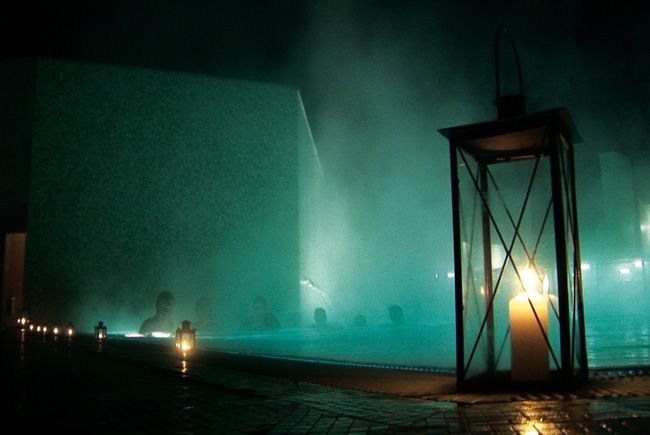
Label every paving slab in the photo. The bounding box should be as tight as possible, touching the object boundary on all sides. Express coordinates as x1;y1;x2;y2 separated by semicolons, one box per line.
3;329;650;434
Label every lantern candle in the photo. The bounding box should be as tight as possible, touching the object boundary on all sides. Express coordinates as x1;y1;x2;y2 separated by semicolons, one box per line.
66;323;75;337
509;289;549;381
175;320;196;354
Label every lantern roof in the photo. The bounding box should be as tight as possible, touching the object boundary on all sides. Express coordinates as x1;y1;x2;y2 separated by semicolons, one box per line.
438;107;581;164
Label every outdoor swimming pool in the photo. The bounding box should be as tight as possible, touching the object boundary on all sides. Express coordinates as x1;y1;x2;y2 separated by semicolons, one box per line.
194;313;650;371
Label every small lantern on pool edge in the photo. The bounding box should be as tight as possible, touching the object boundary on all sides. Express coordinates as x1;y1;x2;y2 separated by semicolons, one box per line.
175;320;196;354
438;27;587;389
66;322;75;337
95;321;107;340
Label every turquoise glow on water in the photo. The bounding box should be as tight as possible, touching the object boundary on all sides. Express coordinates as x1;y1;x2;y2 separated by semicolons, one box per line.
586;313;650;368
199;324;456;369
195;315;649;370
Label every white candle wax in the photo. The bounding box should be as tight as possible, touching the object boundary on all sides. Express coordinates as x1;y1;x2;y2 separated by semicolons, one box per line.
509;291;549;381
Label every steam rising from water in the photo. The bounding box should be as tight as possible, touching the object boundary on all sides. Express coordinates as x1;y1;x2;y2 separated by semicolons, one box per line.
18;2;650;367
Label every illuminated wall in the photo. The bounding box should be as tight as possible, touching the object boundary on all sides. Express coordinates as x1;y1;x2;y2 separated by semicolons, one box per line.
24;59;308;332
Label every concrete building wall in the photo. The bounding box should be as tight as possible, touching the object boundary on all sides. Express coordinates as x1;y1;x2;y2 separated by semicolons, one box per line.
24;59;305;332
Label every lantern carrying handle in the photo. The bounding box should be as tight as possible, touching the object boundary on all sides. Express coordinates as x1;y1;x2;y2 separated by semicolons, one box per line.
495;26;525;117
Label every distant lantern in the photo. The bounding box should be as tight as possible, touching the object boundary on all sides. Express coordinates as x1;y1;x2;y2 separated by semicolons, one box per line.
17;315;29;329
175;320;196;354
438;27;587;389
95;321;107;340
66;323;75;337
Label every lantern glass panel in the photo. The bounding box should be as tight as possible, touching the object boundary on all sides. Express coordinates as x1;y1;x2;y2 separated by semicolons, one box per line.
456;154;489;378
558;134;587;375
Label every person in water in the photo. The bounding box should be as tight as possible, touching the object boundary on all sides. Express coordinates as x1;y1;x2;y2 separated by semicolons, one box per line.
313;307;327;328
139;291;175;335
240;296;280;332
352;314;367;327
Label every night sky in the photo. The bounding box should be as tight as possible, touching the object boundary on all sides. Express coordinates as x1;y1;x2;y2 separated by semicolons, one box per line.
2;0;648;153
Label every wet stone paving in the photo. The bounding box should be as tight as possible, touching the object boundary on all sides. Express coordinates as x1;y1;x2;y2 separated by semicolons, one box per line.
2;329;650;434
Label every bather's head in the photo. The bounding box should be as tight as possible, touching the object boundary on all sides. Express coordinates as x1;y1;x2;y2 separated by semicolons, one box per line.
254;296;268;316
388;304;404;325
313;307;327;327
155;291;175;319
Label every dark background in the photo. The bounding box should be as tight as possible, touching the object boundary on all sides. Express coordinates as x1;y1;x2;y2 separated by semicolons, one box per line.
3;0;649;248
2;0;648;150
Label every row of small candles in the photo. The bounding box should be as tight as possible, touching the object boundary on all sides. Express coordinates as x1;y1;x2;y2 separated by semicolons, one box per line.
17;315;108;341
17;315;195;355
18;316;76;337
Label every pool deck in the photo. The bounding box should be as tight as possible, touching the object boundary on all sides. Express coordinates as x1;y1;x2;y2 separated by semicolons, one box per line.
3;329;650;434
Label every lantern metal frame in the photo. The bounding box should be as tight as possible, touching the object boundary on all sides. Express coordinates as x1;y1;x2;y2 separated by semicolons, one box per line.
439;107;588;389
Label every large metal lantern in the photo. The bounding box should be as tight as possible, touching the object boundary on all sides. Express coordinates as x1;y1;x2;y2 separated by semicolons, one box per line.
439;107;588;389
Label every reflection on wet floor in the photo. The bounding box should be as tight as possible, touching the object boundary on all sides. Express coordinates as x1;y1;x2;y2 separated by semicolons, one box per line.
4;329;650;434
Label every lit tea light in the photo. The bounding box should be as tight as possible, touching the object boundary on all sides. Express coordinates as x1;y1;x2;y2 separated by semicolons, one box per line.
29;324;34;331
66;323;75;337
42;326;48;333
175;320;196;355
52;326;60;335
36;325;42;332
17;316;28;327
